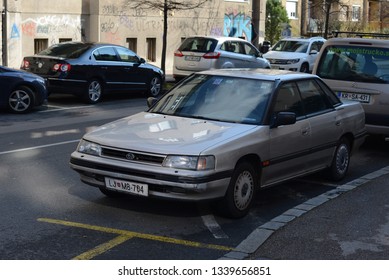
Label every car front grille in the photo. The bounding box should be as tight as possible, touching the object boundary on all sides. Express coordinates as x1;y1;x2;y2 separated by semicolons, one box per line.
101;147;165;165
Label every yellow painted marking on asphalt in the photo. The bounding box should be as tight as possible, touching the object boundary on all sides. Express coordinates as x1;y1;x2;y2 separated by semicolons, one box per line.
38;218;233;253
73;235;132;260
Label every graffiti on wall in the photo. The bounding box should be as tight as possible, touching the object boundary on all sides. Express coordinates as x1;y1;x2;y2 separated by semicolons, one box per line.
224;12;252;41
21;15;82;39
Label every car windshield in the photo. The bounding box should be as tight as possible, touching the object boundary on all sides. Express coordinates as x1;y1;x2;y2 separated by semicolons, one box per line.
149;74;274;124
38;43;92;59
272;40;309;53
316;45;389;83
179;38;218;53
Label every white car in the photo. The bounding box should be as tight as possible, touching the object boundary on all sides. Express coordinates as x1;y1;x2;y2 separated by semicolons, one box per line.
173;36;270;80
263;37;326;73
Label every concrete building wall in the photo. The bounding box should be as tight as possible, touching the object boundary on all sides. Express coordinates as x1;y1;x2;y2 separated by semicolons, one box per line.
1;0;265;73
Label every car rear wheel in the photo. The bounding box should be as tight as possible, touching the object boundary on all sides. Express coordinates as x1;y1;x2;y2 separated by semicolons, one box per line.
148;75;162;97
84;79;103;104
218;162;257;218
8;86;34;113
300;63;309;73
328;138;350;181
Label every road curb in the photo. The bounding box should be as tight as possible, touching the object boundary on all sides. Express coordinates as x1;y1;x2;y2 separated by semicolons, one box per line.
219;165;389;260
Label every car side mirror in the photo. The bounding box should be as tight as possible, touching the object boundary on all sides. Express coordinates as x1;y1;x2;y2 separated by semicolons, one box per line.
309;50;318;55
139;57;146;64
147;97;158;108
271;112;296;128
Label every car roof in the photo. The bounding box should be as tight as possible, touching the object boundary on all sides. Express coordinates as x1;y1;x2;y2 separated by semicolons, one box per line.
278;37;325;42
196;68;318;81
325;37;389;47
183;36;248;43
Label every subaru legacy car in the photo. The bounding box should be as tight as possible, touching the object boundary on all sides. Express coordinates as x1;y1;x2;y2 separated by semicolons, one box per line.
173;36;270;80
0;65;47;113
263;37;326;73
21;42;164;103
70;69;366;218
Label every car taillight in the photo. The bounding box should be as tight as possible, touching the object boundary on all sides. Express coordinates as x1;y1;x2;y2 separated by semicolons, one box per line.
53;63;71;72
21;60;30;69
203;52;221;59
174;50;184;57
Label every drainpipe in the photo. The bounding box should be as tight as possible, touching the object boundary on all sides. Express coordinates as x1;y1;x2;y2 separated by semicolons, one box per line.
2;0;7;66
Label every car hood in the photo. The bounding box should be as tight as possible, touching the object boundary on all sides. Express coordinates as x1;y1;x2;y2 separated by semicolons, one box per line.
264;51;306;60
84;112;258;155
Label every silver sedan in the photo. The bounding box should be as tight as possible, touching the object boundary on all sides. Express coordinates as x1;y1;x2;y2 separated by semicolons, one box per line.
70;69;366;218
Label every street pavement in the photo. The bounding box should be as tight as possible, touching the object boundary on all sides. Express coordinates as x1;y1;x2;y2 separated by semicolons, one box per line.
221;166;389;260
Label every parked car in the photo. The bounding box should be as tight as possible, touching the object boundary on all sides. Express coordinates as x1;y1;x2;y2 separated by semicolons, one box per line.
0;65;47;113
173;36;270;80
70;68;366;218
312;36;389;136
263;37;326;73
21;42;164;103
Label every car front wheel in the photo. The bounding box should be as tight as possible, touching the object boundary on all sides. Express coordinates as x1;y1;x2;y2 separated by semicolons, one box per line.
218;162;257;218
148;75;162;97
8;86;34;113
300;63;310;73
328;138;350;181
84;79;103;104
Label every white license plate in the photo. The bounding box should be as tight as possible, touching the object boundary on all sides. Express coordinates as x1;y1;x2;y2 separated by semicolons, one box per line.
105;177;148;197
337;92;370;103
185;55;201;62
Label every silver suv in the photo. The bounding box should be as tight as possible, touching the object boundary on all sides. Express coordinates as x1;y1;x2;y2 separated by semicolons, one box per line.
173;36;270;79
313;36;389;136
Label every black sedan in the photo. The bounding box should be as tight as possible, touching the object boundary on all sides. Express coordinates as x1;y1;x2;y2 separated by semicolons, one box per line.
0;66;47;113
21;42;165;103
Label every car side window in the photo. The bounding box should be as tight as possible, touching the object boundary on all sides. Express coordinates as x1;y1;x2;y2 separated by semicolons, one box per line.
273;83;304;117
297;79;332;115
93;47;119;62
115;47;139;63
242;42;258;56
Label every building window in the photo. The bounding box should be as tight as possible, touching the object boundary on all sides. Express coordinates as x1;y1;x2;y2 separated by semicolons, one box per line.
59;38;72;43
34;39;48;54
127;38;137;53
286;1;298;19
146;38;156;62
352;5;360;21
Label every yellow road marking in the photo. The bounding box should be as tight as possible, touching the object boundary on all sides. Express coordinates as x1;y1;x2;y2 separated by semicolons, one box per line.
38;218;233;256
73;235;132;260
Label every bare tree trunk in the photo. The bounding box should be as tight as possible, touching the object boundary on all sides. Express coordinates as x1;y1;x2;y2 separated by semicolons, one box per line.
161;0;168;73
324;0;331;38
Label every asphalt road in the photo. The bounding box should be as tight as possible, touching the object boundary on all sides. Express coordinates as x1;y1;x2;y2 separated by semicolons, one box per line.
0;93;388;260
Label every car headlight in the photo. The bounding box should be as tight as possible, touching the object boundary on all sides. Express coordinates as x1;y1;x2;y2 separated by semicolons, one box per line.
286;59;300;64
77;139;101;156
163;155;215;170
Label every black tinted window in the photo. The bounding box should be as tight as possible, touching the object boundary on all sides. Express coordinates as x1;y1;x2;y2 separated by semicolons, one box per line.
297;79;332;115
179;38;217;52
93;47;119;61
38;42;91;58
273;83;304;117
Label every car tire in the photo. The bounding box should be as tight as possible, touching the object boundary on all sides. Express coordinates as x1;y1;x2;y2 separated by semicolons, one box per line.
148;75;162;97
218;162;257;218
328;138;350;181
8;86;34;113
300;63;310;73
84;79;103;104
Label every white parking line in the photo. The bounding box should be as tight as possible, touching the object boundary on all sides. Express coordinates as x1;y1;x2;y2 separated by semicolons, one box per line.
201;215;229;239
0;139;80;155
39;105;93;113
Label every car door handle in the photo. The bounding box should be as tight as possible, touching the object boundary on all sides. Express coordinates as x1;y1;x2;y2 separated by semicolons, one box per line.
335;121;341;126
301;127;310;136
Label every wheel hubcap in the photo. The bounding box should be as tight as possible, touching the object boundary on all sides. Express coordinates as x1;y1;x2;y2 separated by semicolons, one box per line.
336;144;349;174
234;171;254;210
9;90;30;112
89;81;101;102
150;77;161;96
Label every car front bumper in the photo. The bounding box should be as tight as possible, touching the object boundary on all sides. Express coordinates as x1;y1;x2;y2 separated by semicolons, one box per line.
69;152;231;201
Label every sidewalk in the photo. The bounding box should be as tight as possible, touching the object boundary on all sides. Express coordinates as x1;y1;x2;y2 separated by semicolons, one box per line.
222;166;389;260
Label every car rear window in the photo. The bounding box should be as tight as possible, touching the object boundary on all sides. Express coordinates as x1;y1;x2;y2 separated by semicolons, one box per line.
179;37;218;53
316;45;389;83
38;43;91;59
